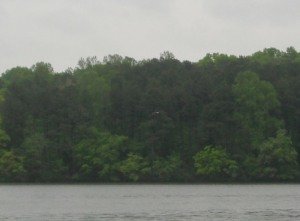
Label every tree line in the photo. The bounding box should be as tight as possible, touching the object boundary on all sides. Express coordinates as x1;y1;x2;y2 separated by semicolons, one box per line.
0;48;299;182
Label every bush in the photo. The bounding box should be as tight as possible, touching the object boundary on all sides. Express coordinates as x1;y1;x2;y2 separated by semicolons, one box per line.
194;146;238;180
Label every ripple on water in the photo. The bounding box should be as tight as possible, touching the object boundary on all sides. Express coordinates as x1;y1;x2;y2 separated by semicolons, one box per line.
0;184;300;221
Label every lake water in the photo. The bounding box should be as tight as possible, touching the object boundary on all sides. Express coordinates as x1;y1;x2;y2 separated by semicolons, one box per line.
0;184;299;220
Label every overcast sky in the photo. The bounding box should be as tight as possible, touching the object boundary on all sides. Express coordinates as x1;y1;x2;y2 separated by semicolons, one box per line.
1;0;300;73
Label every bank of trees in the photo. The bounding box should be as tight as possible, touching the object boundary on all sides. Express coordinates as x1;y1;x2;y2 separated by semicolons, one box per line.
0;47;299;182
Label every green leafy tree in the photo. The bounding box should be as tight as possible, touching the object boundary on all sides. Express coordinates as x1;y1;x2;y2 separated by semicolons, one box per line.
194;146;238;180
138;111;175;158
119;153;150;181
233;71;282;149
251;48;284;64
0;150;25;182
0;47;299;182
22;132;46;181
153;153;182;181
160;51;175;61
0;98;10;149
0;90;25;182
74;128;128;181
257;130;298;180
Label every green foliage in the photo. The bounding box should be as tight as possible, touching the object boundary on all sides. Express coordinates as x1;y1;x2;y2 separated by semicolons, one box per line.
0;150;25;182
77;56;100;69
22;132;47;180
251;48;284;64
120;153;150;181
153;153;182;181
74;128;128;181
194;146;238;179
243;130;299;180
21;131;67;181
0;117;10;149
198;53;237;68
160;51;175;61
138;111;175;158
0;48;299;182
233;71;282;147
257;130;298;180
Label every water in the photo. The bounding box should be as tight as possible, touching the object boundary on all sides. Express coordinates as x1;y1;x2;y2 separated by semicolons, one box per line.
0;184;300;220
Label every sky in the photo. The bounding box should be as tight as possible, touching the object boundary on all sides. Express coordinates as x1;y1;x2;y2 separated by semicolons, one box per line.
1;0;300;73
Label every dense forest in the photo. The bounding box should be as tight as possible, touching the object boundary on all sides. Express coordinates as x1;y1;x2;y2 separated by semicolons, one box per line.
0;47;299;182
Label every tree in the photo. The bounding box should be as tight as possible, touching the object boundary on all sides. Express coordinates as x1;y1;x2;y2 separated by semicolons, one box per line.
194;146;238;180
0;92;10;149
119;153;150;181
233;71;282;149
257;130;298;180
160;51;175;61
153;153;182;181
0;48;299;182
77;56;100;69
0;89;25;182
138;111;175;159
0;150;25;182
74;128;128;181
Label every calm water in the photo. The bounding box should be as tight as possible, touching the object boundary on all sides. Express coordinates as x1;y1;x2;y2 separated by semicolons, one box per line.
0;184;300;220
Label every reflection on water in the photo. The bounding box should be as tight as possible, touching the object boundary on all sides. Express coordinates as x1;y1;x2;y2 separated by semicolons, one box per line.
0;184;299;221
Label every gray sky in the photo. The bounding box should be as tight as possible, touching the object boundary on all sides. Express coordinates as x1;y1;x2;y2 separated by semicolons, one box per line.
1;0;300;73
